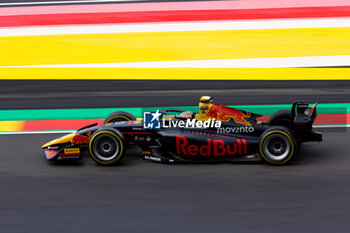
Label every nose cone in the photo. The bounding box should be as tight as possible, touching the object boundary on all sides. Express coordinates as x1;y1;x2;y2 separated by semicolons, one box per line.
41;133;75;149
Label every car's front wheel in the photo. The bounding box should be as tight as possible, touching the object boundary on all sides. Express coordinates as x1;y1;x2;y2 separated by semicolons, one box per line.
89;129;126;165
104;111;136;124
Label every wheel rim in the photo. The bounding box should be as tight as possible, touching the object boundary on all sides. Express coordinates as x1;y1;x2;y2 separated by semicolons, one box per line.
92;134;120;161
262;134;291;161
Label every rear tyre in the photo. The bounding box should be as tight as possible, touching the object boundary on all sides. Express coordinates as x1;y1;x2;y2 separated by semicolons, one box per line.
259;127;296;165
268;110;292;128
104;111;136;124
89;129;126;165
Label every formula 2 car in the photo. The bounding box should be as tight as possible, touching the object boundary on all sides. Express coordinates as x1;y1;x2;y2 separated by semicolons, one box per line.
42;96;322;165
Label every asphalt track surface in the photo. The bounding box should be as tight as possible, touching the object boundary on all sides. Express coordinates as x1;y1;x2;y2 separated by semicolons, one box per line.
0;129;349;233
1;80;350;109
1;1;350;232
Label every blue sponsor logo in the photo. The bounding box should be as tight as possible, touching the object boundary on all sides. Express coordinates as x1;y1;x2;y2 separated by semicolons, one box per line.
143;110;161;129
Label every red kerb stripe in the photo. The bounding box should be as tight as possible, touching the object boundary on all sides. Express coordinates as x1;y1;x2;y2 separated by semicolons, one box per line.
22;119;104;131
1;6;350;27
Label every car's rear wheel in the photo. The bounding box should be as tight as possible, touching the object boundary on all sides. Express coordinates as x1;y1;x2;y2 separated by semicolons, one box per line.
268;110;292;128
104;111;136;124
259;127;296;165
89;129;126;165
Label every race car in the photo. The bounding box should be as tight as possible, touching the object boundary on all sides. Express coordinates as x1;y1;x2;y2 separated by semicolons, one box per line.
42;96;322;165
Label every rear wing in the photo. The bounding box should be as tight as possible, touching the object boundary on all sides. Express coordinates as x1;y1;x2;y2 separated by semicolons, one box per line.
291;102;317;120
291;102;322;142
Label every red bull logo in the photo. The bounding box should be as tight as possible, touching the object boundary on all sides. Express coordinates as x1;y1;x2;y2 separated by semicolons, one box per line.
206;104;252;126
72;134;90;144
176;136;247;156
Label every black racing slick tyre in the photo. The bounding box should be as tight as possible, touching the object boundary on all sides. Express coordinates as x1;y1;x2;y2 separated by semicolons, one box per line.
268;110;292;129
89;128;126;165
104;111;136;124
259;127;297;165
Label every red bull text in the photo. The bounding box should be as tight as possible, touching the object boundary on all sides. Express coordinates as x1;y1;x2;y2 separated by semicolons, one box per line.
176;136;247;156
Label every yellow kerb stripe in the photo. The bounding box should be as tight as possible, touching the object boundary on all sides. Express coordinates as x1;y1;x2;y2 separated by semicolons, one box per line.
1;27;350;66
0;121;25;131
0;68;350;80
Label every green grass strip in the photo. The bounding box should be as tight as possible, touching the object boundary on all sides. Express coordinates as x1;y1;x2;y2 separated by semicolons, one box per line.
0;103;349;121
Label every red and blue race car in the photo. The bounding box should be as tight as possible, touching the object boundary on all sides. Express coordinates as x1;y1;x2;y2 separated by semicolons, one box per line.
42;96;322;165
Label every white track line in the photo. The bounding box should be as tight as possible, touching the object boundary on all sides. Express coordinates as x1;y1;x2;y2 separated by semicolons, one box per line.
2;56;350;68
314;125;350;128
0;130;75;135
1;18;350;37
0;0;142;6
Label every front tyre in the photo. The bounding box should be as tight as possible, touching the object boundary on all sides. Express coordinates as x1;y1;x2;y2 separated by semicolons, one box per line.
89;129;126;165
259;127;296;165
104;111;136;124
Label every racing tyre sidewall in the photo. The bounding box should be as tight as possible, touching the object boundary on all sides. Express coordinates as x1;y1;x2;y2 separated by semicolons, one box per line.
259;127;296;165
104;111;136;124
268;110;292;128
89;128;126;165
